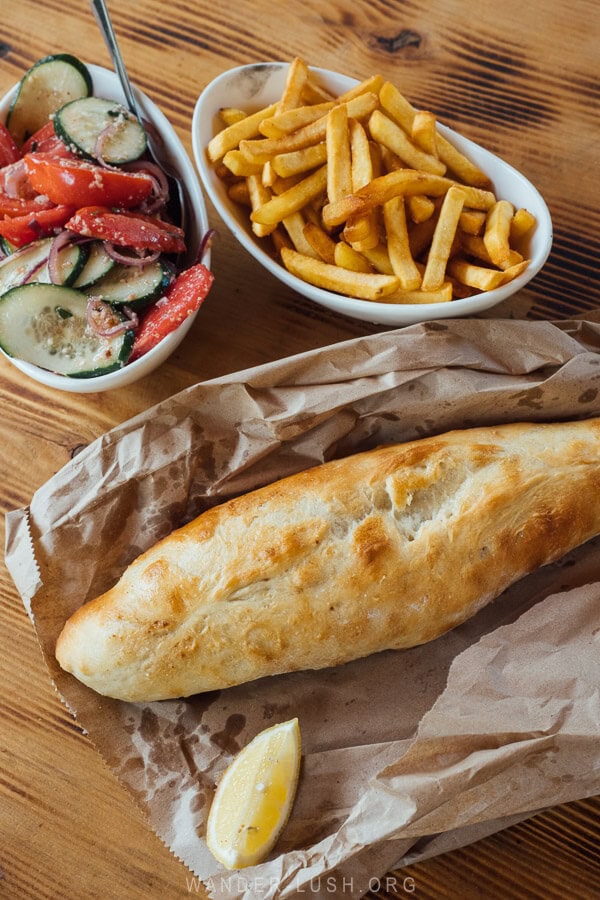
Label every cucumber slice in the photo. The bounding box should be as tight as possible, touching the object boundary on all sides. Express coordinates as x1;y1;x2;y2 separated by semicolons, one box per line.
72;241;115;288
7;54;92;145
0;237;87;295
39;241;88;287
54;96;147;164
92;258;172;309
0;283;133;377
0;241;50;294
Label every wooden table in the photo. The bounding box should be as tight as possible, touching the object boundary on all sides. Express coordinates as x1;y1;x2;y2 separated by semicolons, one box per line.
1;1;599;897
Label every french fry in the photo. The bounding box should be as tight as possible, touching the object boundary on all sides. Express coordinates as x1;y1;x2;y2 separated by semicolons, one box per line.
461;232;523;269
277;57;309;114
449;257;529;291
436;134;492;189
368;139;383;178
282;212;319;257
214;161;234;181
484;199;515;267
408;194;435;224
333;241;373;273
271;142;328;178
383;196;422;290
322;170;453;229
411;110;438;157
408;209;440;258
378;81;415;133
446;273;477;299
271;225;293;254
448;258;506;291
421;184;466;290
380;282;453;304
222;149;264;177
280;247;399;300
377;144;401;175
246;174;276;237
302;77;335;104
360;244;395;275
349;119;373;189
268;172;305;195
227;180;250;206
345;120;380;250
510;207;537;243
261;160;278;188
498;259;530;282
378;82;490;188
303;201;323;226
338;73;385;102
337;90;381;122
368;109;446;176
303;221;337;263
260;101;336;138
250;165;328;226
345;216;382;251
458;185;497;211
219;107;247;126
459;232;493;263
326;104;352;203
343;213;375;245
240;119;328;165
207;103;279;162
459;208;487;235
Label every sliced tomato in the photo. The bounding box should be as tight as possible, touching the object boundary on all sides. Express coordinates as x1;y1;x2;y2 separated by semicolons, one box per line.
0;193;55;216
0;123;20;167
21;122;75;159
66;206;186;254
130;262;214;360
24;155;155;208
0;204;76;247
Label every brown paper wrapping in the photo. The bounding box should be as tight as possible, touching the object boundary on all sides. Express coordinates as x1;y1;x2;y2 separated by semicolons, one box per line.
5;316;600;899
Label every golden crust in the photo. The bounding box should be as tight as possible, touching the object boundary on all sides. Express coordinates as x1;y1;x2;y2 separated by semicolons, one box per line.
55;418;600;701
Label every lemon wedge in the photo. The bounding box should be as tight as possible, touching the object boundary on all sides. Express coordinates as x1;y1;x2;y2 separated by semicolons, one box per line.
206;717;301;869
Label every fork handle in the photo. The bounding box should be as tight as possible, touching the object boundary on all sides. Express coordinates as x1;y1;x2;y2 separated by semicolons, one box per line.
90;0;140;118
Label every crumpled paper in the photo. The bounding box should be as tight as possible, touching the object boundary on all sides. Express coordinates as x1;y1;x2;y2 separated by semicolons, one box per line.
5;316;600;900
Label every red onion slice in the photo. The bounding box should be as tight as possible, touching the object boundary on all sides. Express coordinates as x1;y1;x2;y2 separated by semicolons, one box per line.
93;113;138;170
123;159;169;213
103;241;160;267
48;231;77;284
124;159;169;195
93;122;117;167
0;241;48;284
21;258;48;285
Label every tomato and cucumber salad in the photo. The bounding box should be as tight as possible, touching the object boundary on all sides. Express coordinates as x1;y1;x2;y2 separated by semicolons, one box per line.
0;54;213;378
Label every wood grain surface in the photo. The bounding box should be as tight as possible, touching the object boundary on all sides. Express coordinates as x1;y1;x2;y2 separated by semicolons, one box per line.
1;1;599;897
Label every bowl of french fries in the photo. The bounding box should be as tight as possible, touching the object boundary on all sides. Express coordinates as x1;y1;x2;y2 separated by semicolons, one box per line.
192;59;552;325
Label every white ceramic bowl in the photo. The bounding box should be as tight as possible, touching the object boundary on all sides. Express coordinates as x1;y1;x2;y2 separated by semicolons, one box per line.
0;62;210;393
193;62;552;326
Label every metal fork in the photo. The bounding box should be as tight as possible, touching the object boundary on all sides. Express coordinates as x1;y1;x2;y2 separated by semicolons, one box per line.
90;0;187;241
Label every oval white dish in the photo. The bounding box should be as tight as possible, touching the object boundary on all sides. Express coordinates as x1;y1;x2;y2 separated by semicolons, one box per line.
192;61;552;327
0;62;210;393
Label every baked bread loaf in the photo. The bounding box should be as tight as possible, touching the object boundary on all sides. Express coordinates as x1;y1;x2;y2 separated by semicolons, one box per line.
55;417;600;701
